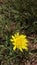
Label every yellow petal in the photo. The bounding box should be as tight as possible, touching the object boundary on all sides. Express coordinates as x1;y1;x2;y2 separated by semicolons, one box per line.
10;39;13;42
12;35;15;39
24;39;28;43
13;46;16;50
16;32;19;36
22;43;28;46
14;32;19;36
19;48;23;52
20;35;26;38
24;47;28;51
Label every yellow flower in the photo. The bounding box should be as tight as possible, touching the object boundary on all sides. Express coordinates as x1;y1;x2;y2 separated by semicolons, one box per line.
10;32;28;52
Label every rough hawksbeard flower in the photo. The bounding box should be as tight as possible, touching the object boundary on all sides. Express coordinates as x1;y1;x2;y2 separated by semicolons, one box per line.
10;32;28;52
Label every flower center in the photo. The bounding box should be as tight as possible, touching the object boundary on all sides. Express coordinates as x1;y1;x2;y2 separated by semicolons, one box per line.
15;37;23;48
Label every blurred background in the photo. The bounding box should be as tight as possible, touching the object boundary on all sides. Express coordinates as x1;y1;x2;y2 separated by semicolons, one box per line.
0;0;37;65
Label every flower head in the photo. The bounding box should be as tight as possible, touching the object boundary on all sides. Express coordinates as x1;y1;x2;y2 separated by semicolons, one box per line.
10;32;28;52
